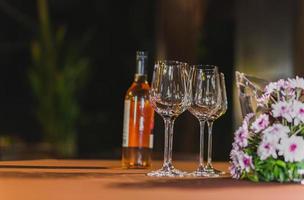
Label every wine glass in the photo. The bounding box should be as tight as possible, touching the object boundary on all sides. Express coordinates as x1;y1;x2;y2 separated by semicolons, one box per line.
235;71;268;117
147;60;190;177
204;73;228;177
188;65;221;177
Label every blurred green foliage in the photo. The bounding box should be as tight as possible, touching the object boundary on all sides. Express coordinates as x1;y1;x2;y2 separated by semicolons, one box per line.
29;0;89;156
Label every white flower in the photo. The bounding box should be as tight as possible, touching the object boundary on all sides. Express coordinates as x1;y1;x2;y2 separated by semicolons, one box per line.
258;124;290;160
251;114;269;133
239;153;254;172
265;82;279;95
281;89;296;100
276;79;289;89
292;100;304;126
230;150;254;174
272;101;293;122
229;164;241;179
230;149;241;164
232;141;240;151
257;139;277;160
262;123;290;143
279;136;304;162
229;148;243;178
234;125;249;147
244;113;255;125
257;94;270;106
289;76;304;90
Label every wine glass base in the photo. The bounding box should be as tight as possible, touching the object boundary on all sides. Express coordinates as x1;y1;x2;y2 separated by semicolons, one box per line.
188;170;208;177
203;167;226;177
147;165;186;177
188;166;208;177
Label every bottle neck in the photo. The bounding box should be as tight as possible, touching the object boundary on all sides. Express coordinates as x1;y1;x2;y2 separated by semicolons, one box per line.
134;51;148;83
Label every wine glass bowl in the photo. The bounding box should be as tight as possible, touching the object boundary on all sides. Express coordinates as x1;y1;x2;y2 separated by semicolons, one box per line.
208;73;228;120
188;65;220;120
149;60;189;118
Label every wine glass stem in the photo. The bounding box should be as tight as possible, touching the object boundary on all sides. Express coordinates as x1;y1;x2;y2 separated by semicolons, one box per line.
206;120;214;167
163;117;175;168
199;120;206;167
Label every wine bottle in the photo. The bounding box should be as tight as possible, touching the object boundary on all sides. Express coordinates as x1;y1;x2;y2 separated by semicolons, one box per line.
122;51;154;169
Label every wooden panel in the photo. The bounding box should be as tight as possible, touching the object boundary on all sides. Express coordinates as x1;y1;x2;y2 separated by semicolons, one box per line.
294;0;304;76
155;0;206;63
154;0;207;153
234;0;295;126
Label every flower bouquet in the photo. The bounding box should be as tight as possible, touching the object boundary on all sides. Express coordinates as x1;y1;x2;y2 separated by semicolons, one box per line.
231;76;304;182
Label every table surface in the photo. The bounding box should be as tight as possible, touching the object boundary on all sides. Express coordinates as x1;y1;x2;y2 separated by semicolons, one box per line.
0;159;303;200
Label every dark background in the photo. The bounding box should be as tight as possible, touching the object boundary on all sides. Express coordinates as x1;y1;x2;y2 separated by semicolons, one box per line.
0;0;235;160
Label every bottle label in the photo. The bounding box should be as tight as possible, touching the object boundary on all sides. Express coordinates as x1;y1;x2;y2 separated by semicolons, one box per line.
122;100;130;147
149;134;153;149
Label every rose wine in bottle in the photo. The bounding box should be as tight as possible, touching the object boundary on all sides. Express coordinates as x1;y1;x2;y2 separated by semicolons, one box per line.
122;51;154;169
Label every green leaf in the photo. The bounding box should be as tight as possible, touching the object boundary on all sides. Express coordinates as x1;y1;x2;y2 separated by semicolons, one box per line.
276;160;286;168
273;165;280;178
278;169;286;182
248;174;259;182
296;162;304;169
